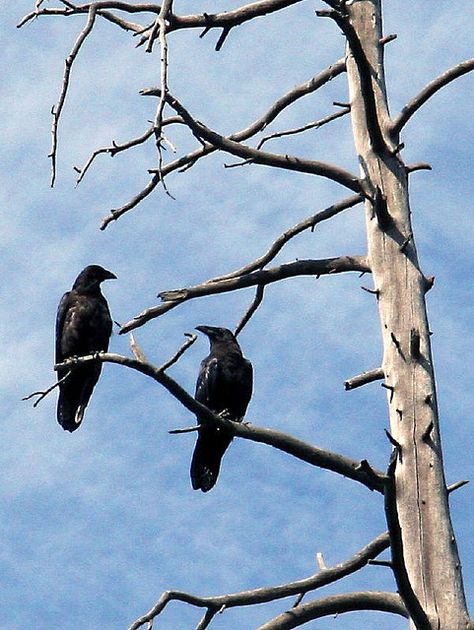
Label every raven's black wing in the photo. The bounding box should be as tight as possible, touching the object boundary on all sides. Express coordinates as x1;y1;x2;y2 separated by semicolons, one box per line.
55;291;71;367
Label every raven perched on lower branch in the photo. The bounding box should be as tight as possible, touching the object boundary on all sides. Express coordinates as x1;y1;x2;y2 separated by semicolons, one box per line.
191;326;253;492
55;265;116;432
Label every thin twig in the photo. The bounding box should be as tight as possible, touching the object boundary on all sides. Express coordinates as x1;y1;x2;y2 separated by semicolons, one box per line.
234;285;265;336
157;333;197;371
256;107;350;150
75;126;155;186
50;6;97;186
22;371;71;407
210;194;363;283
169;424;202;435
447;480;469;495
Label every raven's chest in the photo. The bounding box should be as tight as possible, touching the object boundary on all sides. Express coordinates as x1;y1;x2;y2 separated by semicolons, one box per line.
59;293;112;356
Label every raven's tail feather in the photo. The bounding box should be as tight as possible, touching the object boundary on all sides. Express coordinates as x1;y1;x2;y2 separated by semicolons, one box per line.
57;390;84;432
190;429;233;492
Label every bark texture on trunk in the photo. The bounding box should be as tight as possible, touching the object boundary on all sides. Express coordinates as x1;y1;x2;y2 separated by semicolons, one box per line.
345;1;469;628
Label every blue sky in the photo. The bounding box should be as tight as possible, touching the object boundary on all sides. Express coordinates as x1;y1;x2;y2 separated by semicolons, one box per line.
1;2;473;629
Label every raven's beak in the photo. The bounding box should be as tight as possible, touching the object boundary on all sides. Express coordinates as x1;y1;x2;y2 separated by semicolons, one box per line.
195;325;215;337
104;269;117;280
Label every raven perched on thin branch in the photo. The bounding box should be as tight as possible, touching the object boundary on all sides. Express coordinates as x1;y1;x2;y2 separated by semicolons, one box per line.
56;265;116;432
191;326;253;492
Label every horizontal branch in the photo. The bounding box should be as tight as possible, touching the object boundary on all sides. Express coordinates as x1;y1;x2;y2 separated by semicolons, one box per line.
160;256;369;300
391;56;474;136
54;351;386;492
258;591;407;629
148;92;362;192
129;532;390;629
344;367;384;390
120;255;370;332
20;0;305;32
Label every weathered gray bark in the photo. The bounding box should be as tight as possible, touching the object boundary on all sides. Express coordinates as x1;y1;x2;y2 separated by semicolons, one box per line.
345;1;469;628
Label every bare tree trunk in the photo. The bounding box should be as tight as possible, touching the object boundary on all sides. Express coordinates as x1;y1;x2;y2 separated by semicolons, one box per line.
345;1;469;628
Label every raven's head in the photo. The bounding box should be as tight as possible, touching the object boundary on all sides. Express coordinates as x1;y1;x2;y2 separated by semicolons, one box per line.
195;325;236;345
73;265;117;291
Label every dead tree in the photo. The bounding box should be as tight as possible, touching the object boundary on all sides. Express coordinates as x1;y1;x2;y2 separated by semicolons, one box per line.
20;1;473;628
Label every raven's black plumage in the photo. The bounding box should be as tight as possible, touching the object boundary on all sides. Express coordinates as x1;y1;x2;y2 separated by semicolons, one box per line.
56;265;116;432
191;326;253;492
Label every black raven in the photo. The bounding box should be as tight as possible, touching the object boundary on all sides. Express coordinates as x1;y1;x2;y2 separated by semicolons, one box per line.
191;326;253;492
56;265;116;432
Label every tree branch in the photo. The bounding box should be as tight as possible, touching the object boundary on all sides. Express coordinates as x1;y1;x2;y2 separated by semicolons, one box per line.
212;193;364;282
318;7;388;154
49;5;97;186
258;591;407;629
129;532;391;629
234;284;265;336
391;57;474;137
147;92;362;192
74;120;183;186
20;0;305;41
344;367;384;390
54;351;386;492
255;106;350;150
120;255;370;332
100;58;346;228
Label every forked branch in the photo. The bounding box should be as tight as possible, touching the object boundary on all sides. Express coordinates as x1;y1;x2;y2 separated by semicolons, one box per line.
98;57;345;228
129;531;391;629
148;91;362;192
120;255;370;332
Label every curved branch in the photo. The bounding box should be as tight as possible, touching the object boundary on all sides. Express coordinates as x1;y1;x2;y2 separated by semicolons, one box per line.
169;0;304;33
391;57;474;137
258;591;407;629
148;92;361;192
54;351;386;492
212;194;364;282
129;532;390;629
50;5;97;186
120;255;370;332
